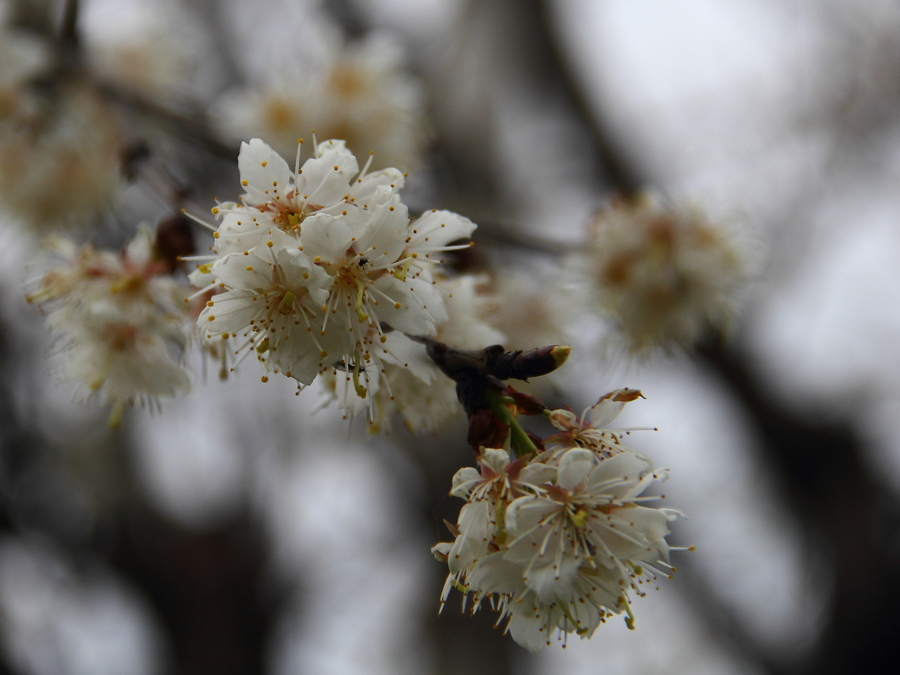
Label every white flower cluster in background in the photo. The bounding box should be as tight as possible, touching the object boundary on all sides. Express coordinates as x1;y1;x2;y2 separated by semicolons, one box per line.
0;82;125;230
192;138;475;418
81;0;216;102
569;194;743;353
433;390;679;652
27;227;191;425
216;33;427;171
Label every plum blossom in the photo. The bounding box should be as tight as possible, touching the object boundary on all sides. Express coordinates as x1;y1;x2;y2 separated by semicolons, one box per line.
433;393;680;652
216;32;427;171
569;194;743;352
545;387;647;458
193;138;476;411
28;227;191;425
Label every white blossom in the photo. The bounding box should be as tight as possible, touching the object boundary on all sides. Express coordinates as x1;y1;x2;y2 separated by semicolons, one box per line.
197;229;335;386
434;421;679;651
193;139;476;412
569;194;743;352
545;387;646;458
82;0;215;100
0;84;124;230
216;32;427;171
28;227;192;424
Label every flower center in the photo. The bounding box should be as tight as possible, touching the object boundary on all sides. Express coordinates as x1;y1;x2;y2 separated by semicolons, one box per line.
102;323;139;352
333;259;372;323
258;198;313;233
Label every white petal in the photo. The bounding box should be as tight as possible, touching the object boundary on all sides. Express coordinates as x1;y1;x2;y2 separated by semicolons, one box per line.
238;139;293;203
480;447;511;474
450;467;481;499
469;552;525;595
299;142;358;207
506;595;554;653
519;463;556;488
300;212;355;262
588;389;642;427
353;196;408;266
523;551;582;604
200;290;262;335
211;252;273;291
557;448;596;490
348;167;405;207
407;210;476;255
215;209;269;255
371;276;442;335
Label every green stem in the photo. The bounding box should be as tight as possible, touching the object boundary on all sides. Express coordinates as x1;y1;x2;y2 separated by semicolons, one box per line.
486;389;538;458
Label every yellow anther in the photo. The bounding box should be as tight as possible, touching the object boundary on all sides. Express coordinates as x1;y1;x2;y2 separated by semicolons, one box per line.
571;509;589;528
352;358;367;399
392;258;413;281
355;283;369;323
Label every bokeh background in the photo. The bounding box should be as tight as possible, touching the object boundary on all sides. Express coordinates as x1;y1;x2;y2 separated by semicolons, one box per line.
3;0;900;674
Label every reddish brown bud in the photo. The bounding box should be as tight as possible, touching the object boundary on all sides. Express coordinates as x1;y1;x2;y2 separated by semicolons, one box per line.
467;407;508;453
506;386;547;415
489;345;571;381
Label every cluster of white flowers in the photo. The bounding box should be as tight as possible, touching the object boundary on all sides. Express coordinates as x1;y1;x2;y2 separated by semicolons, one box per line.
217;33;426;171
27;227;191;425
81;0;214;101
192;138;475;416
0;81;125;230
568;194;743;353
432;389;679;652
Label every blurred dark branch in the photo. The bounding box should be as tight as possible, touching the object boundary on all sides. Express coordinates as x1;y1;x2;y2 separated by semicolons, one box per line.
320;0;369;39
0;303;31;675
697;338;900;675
1;297;282;675
108;500;284;675
59;0;80;47
96;83;238;162
674;564;791;675
532;0;645;195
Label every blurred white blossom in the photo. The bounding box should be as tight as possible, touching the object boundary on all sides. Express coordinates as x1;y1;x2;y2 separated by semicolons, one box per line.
568;194;743;353
215;32;427;170
82;0;217;101
0;84;124;230
28;226;191;424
